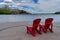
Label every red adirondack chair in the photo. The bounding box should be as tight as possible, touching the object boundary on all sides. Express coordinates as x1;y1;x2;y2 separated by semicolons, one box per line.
26;18;41;37
39;18;53;33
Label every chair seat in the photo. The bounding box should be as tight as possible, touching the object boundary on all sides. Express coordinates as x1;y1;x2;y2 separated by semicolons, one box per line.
27;27;33;32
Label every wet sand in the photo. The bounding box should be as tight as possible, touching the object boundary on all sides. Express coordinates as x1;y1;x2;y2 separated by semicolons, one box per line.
0;22;60;40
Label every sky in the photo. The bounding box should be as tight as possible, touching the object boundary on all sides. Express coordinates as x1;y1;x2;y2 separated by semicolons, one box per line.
0;0;4;2
0;0;60;13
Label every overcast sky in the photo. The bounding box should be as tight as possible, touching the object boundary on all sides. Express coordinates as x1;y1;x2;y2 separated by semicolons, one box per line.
0;0;60;13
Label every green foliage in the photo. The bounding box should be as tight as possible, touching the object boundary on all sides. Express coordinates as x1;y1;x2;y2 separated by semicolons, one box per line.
0;5;30;14
0;6;11;14
55;12;60;14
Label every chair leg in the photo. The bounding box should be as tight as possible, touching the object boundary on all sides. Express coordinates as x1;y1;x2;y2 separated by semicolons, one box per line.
27;30;29;33
43;28;47;33
41;27;47;33
39;27;42;34
27;27;29;33
29;30;36;37
39;26;41;31
36;29;42;34
49;28;53;33
31;32;35;37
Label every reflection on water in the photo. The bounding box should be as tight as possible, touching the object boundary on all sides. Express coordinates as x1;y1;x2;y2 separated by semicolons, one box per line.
0;14;60;22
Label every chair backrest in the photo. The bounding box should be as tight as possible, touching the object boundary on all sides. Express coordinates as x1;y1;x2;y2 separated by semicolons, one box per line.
45;18;53;29
32;18;41;30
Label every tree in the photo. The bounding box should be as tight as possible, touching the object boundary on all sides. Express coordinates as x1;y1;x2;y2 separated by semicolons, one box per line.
0;5;11;14
55;12;60;14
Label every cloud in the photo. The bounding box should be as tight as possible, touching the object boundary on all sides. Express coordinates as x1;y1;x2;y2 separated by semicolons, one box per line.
13;0;60;13
0;0;60;13
37;0;60;13
18;5;42;13
5;0;12;1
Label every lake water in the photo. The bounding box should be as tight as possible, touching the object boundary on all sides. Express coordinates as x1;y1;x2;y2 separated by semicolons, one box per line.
0;14;60;22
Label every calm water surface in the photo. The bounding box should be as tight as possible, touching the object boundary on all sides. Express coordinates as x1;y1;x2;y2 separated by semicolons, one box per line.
0;14;60;22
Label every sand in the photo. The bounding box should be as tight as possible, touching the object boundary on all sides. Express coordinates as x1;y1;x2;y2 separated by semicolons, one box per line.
0;22;60;40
